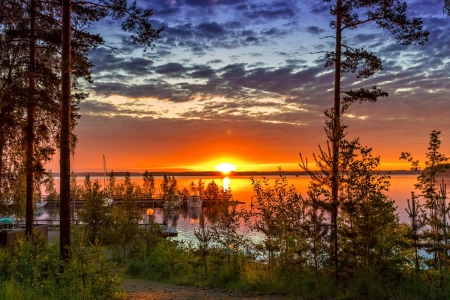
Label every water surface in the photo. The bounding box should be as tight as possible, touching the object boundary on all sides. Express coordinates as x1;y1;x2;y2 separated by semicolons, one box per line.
33;174;445;242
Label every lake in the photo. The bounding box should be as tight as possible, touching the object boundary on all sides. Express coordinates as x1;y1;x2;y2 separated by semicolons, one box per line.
35;174;448;242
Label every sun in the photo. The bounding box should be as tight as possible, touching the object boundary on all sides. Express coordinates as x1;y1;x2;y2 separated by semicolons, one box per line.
215;162;237;175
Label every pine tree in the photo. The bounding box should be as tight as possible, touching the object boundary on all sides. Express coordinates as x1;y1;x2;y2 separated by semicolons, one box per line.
313;0;429;273
0;0;91;237
78;175;112;245
142;170;155;199
401;131;450;275
59;0;162;260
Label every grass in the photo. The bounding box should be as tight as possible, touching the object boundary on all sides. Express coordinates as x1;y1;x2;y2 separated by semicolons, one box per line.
121;240;450;300
0;231;124;300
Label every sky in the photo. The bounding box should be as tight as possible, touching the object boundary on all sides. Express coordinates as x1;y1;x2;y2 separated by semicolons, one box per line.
47;0;450;173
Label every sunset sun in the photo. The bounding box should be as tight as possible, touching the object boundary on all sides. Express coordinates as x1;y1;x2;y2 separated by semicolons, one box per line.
215;162;237;175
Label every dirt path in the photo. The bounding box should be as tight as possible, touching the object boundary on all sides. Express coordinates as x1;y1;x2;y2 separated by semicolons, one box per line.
122;278;291;300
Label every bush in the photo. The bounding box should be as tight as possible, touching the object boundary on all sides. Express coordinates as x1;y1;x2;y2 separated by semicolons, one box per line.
0;230;124;299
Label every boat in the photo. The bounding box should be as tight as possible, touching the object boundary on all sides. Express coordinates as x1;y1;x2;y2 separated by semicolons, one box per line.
103;197;114;206
159;224;178;237
187;206;202;225
35;199;47;209
163;194;183;209
187;206;202;219
187;195;202;208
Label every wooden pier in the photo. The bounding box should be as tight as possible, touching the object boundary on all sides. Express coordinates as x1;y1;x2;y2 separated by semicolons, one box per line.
45;198;244;208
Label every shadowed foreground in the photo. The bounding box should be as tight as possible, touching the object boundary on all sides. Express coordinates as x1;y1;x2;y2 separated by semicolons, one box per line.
123;278;292;300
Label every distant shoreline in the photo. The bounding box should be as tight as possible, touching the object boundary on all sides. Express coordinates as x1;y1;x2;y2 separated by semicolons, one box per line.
51;170;422;177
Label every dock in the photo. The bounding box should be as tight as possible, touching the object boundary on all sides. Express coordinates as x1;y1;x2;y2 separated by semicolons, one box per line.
44;198;244;208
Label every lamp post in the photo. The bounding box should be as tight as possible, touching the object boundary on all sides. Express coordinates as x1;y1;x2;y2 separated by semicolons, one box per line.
146;208;154;229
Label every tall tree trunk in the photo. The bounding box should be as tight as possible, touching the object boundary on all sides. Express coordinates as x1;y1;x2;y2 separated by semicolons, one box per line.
60;0;72;260
0;133;5;197
26;0;36;237
0;106;11;195
0;46;17;196
331;0;342;275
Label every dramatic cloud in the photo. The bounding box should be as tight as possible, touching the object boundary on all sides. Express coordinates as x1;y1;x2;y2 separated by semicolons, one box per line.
306;26;325;35
63;0;450;172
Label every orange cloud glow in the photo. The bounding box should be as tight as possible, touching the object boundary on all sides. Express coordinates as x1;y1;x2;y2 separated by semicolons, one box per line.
41;113;449;174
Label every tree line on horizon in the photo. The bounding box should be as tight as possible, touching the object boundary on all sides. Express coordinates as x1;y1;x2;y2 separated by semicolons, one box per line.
72;171;231;201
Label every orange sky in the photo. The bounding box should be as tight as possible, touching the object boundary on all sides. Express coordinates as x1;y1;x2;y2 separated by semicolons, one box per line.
45;113;449;173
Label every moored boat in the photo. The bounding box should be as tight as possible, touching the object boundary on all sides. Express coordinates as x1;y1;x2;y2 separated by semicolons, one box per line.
103;197;114;206
187;195;202;208
35;199;47;209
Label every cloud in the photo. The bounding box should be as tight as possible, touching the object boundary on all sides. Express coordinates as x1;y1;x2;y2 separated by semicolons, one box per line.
190;65;217;78
89;48;154;76
197;22;226;38
80;100;160;117
353;33;378;43
207;59;223;64
155;62;187;77
306;26;325;35
239;1;297;20
77;0;450;173
184;0;245;6
308;2;328;15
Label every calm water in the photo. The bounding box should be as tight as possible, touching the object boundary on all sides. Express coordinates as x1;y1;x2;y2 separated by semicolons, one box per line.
35;174;448;242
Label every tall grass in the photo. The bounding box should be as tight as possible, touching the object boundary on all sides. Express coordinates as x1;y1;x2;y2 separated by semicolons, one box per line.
0;230;124;299
124;239;450;299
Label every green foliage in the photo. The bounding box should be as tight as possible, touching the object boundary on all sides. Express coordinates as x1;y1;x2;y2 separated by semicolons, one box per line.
197;179;205;198
210;200;247;261
318;0;429;274
189;180;197;194
70;171;83;202
205;180;220;200
8;172;28;219
43;170;59;201
248;173;308;268
117;166;450;298
142;170;155;199
78;175;113;245
110;172;142;260
160;175;178;200
0;230;123;299
194;213;213;278
127;240;193;282
401;131;450;276
107;170;116;198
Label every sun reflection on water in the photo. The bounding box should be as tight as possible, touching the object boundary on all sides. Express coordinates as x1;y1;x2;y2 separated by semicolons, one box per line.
223;177;230;191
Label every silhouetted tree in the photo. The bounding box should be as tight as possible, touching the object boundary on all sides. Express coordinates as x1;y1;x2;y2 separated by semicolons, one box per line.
313;0;429;273
111;172;141;259
401;131;450;277
59;0;163;260
142;170;155;199
205;180;220;200
211;198;246;272
194;213;213;278
197;179;205;198
159;175;178;201
405;192;426;273
43;170;59;201
78;175;112;245
107;170;116;198
0;0;91;237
